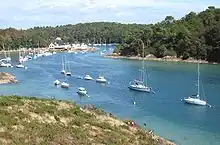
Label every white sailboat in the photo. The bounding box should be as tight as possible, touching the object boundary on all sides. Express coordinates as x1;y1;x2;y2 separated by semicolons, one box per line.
61;73;70;88
66;60;72;76
61;81;70;88
0;61;13;68
54;80;61;86
61;56;66;74
84;74;93;80
128;40;152;93
183;63;210;106
16;62;25;68
77;87;88;96
96;75;107;83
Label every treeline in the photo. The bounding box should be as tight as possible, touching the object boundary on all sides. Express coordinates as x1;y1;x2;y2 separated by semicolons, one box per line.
115;6;220;62
0;22;146;50
1;6;220;62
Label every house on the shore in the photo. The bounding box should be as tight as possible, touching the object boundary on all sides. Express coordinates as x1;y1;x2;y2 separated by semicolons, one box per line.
49;43;55;49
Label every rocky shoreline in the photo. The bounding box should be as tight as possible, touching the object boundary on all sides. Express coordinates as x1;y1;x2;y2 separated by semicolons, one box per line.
105;53;218;64
0;72;18;84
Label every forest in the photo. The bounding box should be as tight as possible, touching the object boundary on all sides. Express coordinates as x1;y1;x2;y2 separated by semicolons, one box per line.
0;6;220;62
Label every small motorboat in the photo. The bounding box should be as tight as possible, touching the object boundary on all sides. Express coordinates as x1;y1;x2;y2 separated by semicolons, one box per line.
54;80;61;85
0;62;13;68
84;74;93;80
27;55;32;60
96;76;107;83
16;63;25;68
66;72;72;76
61;81;70;88
77;87;87;95
61;70;66;74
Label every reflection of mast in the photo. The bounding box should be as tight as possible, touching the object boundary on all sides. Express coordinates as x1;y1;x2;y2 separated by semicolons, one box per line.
197;62;200;98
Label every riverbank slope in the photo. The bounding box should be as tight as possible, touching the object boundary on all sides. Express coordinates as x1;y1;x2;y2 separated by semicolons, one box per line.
0;72;18;84
105;53;217;64
0;95;175;145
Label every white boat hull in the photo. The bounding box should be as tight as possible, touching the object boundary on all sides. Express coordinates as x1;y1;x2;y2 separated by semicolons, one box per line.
77;90;87;95
84;75;93;80
129;85;151;92
96;79;107;83
184;98;207;106
0;63;13;68
66;72;72;76
61;82;70;88
54;80;61;85
61;70;66;74
16;64;25;68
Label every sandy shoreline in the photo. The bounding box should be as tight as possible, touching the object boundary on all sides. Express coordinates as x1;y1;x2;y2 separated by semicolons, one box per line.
0;72;18;84
105;54;218;65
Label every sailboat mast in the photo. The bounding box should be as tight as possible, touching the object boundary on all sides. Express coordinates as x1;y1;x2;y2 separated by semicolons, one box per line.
61;56;64;70
197;62;200;98
142;41;145;85
2;42;6;58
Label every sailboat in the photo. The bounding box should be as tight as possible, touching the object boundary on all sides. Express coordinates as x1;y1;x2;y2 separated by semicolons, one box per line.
128;40;152;93
183;62;209;106
66;60;72;76
96;75;107;83
61;73;70;88
61;56;66;74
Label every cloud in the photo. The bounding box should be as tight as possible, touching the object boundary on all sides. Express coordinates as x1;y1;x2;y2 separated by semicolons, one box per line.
1;0;220;28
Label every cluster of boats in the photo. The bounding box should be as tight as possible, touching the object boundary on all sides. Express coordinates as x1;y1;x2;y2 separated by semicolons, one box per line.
54;73;107;96
0;49;56;69
128;42;211;107
54;55;108;96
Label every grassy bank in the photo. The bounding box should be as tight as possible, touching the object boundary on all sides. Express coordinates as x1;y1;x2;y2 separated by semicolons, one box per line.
0;95;174;145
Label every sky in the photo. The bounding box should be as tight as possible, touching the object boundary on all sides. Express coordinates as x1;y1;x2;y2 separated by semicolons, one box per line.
1;0;220;29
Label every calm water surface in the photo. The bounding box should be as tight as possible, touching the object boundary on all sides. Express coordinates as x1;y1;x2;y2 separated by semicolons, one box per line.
1;47;220;145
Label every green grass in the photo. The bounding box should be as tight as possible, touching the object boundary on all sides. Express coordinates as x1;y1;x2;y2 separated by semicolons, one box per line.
0;95;174;145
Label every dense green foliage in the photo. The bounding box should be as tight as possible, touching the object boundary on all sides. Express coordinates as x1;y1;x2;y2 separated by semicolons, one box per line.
0;22;146;50
1;6;220;62
115;6;220;62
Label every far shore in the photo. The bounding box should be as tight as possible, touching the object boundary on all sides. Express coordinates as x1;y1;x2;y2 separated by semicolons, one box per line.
0;46;97;53
105;53;218;65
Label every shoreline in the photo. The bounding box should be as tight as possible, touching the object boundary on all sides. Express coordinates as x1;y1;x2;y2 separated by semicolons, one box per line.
0;46;97;54
0;72;18;84
0;95;175;145
104;54;218;65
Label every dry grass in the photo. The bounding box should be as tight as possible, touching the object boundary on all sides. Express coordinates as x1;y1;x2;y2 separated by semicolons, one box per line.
0;95;175;145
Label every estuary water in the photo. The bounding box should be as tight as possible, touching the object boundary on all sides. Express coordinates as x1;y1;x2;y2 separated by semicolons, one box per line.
1;46;220;145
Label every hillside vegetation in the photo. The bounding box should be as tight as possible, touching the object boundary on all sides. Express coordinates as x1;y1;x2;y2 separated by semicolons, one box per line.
1;6;220;62
0;96;174;145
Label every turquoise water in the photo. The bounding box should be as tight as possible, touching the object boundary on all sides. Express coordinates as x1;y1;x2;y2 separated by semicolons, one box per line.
1;47;220;145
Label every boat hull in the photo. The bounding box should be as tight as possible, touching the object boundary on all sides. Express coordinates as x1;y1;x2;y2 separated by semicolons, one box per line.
54;80;61;85
84;76;93;80
96;79;107;83
128;85;151;92
61;83;70;88
66;73;72;76
77;91;87;96
184;98;207;106
16;65;24;68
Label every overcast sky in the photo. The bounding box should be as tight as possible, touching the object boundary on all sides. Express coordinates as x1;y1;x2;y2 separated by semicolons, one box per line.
1;0;220;28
